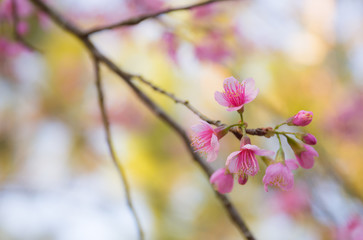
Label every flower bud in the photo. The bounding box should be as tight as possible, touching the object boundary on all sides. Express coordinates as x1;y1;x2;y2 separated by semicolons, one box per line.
286;136;318;169
295;133;317;145
214;125;229;139
210;168;234;194
238;174;248;185
287;110;313;127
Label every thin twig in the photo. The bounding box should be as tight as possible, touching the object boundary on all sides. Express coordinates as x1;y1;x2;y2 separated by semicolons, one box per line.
93;57;144;240
85;0;235;36
133;75;221;125
11;0;41;52
133;75;274;138
28;0;256;239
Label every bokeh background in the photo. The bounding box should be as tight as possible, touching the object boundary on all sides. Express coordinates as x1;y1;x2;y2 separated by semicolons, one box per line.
1;0;363;239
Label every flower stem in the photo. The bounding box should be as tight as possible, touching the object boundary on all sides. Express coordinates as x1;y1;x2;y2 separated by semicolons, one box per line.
276;133;283;149
274;122;286;130
239;112;247;136
274;131;296;135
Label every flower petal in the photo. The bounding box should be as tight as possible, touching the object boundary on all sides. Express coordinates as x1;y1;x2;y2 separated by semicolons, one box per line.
243;78;255;93
286;159;299;170
206;134;219;162
214;91;229;107
191;121;212;133
223;76;239;92
226;105;244;112
226;151;242;173
226;151;241;166
244;88;259;104
241;144;274;156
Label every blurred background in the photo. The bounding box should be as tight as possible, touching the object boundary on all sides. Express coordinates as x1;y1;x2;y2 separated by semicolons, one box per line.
1;0;363;239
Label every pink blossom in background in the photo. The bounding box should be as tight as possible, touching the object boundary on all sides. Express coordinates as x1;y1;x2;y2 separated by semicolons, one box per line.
0;38;27;57
192;4;216;19
38;12;50;29
195;31;232;63
288;110;313;126
226;136;274;176
295;145;319;169
126;0;165;15
162;32;178;63
215;77;259;112
262;160;298;192
210;168;234;194
191;121;226;162
325;92;363;141
302;133;317;145
16;21;29;35
271;185;311;216
0;0;33;20
335;215;363;240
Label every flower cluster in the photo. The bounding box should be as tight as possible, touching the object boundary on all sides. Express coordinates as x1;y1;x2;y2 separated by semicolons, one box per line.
190;76;319;194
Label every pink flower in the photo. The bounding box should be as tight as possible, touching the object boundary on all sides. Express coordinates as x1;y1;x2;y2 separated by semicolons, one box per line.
226;137;274;176
295;145;319;169
191;121;227;162
210;168;234;194
215;77;259;112
302;133;317;145
287;136;319;169
262;160;299;192
288;110;313;126
335;215;363;240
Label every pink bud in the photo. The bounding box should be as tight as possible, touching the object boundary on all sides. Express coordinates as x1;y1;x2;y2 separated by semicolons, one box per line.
238;174;248;185
210;168;234;194
287;110;313;126
302;133;317;145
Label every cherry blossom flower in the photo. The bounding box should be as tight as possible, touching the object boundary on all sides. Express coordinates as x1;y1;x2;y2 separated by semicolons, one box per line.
226;136;274;176
262;160;299;192
287;110;313;126
210;168;234;194
287;136;319;169
191;121;227;162
295;145;319;169
215;77;259;112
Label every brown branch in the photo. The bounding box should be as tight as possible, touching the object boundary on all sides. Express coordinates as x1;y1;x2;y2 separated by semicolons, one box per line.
11;0;41;52
85;0;235;36
93;57;144;240
28;0;256;239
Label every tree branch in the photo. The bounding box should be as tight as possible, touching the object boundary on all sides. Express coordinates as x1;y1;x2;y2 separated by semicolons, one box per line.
85;0;235;36
93;57;144;240
28;0;256;239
